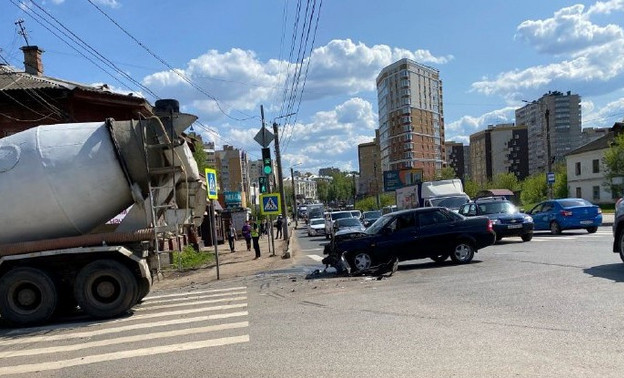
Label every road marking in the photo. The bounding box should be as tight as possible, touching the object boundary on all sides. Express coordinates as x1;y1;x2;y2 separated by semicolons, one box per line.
307;254;324;262
301;247;325;252
142;290;247;306
133;295;247;311
146;286;247;300
0;311;249;346
0;335;250;376
0;321;249;358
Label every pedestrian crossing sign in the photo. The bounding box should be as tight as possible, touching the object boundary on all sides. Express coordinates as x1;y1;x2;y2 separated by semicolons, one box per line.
260;193;281;215
205;168;218;199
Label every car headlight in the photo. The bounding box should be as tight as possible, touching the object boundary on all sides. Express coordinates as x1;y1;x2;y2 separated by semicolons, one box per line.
491;218;501;224
524;215;533;222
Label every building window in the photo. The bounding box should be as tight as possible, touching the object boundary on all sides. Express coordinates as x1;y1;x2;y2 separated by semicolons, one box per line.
593;186;600;200
592;159;600;173
575;162;581;176
576;187;582;198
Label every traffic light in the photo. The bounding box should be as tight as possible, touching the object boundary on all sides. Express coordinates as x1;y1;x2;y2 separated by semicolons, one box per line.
262;148;272;175
258;176;268;193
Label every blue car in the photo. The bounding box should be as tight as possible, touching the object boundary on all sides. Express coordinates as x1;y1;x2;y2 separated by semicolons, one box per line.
527;198;602;234
458;198;534;242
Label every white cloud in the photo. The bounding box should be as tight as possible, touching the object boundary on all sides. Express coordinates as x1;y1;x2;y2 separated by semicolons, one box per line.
445;107;517;144
142;39;451;121
583;97;624;126
588;0;624;15
515;4;623;55
93;0;120;8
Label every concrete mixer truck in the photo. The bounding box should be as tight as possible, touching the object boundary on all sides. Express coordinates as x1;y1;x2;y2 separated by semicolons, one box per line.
0;99;206;326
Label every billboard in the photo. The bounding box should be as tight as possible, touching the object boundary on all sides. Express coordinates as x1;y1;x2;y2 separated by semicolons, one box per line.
383;168;423;192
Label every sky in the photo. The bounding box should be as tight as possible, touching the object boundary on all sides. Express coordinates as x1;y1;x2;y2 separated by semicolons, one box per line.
2;0;624;174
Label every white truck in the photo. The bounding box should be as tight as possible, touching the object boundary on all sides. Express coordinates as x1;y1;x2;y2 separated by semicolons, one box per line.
396;179;470;212
0;99;206;326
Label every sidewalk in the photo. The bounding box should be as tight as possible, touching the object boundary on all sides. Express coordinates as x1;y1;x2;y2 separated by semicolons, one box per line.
152;225;299;291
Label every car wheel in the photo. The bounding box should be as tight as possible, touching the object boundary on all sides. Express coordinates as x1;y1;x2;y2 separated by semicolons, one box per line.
586;226;598;233
550;221;562;235
431;254;449;263
619;231;624;263
449;241;475;264
351;252;373;272
521;233;533;242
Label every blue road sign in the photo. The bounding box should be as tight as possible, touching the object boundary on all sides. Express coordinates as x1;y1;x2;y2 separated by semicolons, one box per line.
260;193;281;215
205;168;218;199
547;172;555;184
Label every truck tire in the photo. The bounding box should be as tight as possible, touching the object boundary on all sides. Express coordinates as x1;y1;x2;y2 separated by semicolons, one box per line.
0;267;58;326
74;259;138;319
137;276;152;303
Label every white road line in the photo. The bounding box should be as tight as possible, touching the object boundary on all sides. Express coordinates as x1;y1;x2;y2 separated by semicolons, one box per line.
4;303;248;337
141;290;247;306
0;321;249;359
134;296;247;312
307;255;324;262
146;286;247;300
0;335;250;376
301;248;325;252
0;311;248;346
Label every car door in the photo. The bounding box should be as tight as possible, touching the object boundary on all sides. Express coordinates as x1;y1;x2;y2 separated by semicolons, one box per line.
373;212;418;261
413;209;457;258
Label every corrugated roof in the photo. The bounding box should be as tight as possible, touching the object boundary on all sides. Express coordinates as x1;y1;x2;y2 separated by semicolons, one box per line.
0;65;140;99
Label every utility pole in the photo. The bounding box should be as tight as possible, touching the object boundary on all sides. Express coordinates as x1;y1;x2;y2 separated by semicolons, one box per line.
291;167;297;228
273;122;289;241
374;162;381;210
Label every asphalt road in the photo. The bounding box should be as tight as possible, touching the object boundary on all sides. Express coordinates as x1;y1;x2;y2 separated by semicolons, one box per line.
1;225;623;377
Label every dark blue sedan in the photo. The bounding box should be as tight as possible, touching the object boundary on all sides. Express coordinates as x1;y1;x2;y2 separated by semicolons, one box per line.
527;198;602;234
458;198;534;242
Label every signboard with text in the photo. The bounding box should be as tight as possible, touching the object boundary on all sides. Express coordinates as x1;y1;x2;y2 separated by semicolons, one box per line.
383;168;424;192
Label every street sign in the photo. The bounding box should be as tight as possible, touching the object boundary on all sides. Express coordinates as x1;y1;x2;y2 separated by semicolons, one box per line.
260;193;281;215
547;172;555;184
205;168;218;199
254;126;275;148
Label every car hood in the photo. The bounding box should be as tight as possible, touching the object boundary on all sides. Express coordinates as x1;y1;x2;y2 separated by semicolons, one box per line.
485;212;530;222
335;227;365;236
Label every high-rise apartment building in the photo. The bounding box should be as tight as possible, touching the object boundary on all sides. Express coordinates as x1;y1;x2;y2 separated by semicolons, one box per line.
444;141;469;180
376;58;444;181
357;138;382;197
515;91;581;175
215;145;249;208
469;124;529;185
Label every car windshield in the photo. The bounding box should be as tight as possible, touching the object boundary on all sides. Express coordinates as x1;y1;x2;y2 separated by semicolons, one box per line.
331;212;353;220
309;219;324;226
430;196;470;210
365;213;394;234
478;201;518;214
363;211;382;219
336;218;361;227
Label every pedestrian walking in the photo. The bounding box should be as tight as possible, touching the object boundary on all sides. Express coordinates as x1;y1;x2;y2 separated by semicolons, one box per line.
259;218;266;238
275;216;283;239
251;222;261;259
227;222;237;252
241;220;252;251
263;219;269;236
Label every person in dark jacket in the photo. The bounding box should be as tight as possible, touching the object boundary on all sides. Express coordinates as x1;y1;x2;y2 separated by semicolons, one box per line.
251;222;261;259
241;220;252;251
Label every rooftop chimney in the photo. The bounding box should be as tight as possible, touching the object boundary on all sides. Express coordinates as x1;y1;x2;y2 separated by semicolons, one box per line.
20;45;44;76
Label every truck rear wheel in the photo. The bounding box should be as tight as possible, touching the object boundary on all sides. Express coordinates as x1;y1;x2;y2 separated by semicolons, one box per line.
74;259;138;319
0;267;58;326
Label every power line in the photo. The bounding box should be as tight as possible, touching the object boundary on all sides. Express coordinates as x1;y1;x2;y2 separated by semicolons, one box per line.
86;0;257;123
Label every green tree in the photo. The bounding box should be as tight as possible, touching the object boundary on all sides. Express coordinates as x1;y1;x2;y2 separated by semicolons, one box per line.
188;133;207;173
436;167;457;180
491;172;521;192
317;180;329;203
603;133;624;197
553;163;568;198
463;179;480;199
521;172;547;205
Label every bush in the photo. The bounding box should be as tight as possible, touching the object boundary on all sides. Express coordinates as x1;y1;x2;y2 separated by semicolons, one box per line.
171;246;214;270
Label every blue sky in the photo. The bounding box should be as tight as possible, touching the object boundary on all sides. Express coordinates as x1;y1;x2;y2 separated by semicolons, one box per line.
2;0;624;174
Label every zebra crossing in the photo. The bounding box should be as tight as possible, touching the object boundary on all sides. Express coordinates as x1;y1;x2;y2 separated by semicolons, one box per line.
0;286;250;376
530;229;611;241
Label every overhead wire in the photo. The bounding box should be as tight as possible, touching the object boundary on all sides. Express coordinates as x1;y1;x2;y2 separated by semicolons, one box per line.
85;0;256;123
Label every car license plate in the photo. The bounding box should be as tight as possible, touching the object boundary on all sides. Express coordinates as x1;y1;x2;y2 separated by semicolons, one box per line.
580;220;593;225
508;224;522;229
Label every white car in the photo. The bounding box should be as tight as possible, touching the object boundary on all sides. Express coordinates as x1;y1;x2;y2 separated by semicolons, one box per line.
324;211;355;239
307;217;326;237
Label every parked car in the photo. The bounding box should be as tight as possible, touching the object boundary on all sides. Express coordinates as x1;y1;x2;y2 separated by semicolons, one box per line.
361;210;382;227
324;211;354;239
526;198;602;234
612;198;624;262
307;217;326;237
324;207;496;274
333;217;366;236
458;198;534;242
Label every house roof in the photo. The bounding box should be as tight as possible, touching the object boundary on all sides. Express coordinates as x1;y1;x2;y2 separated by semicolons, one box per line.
0;65;142;100
566;131;614;156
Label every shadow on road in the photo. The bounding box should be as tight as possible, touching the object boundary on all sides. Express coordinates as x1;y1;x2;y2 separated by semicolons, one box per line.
584;263;624;282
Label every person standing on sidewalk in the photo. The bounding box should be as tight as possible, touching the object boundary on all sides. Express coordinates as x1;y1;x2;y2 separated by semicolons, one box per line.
275;216;283;239
251;222;261;259
227;222;237;252
242;220;252;251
